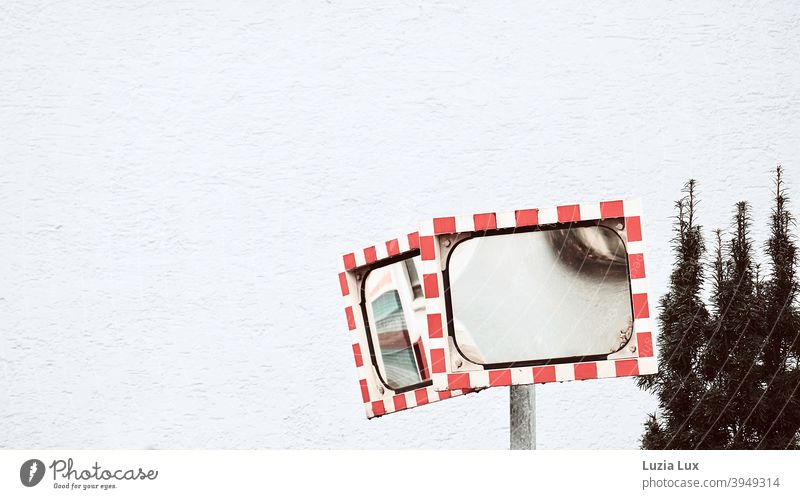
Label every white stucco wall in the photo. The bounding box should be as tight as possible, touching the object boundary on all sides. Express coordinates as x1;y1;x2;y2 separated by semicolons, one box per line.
2;1;799;449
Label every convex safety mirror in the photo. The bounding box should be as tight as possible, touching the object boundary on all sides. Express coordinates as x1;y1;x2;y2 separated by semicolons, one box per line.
417;199;657;391
363;257;426;390
338;232;474;418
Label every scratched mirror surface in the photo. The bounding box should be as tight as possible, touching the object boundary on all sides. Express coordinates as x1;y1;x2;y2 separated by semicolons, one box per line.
363;256;428;390
447;224;633;365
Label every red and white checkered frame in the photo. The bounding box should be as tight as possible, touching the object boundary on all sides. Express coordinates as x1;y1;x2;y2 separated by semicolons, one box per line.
418;198;658;392
338;231;472;419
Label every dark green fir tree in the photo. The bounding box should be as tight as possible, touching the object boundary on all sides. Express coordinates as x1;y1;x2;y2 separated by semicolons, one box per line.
641;167;800;449
638;180;709;449
696;202;766;449
753;166;800;449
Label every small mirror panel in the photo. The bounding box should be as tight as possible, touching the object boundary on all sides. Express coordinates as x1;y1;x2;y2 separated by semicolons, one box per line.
363;256;428;390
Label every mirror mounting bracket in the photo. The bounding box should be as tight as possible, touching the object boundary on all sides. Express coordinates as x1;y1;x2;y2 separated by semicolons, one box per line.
448;337;484;372
437;233;472;271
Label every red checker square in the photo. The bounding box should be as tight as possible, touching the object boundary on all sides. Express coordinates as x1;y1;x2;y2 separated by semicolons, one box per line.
385;239;400;256
427;313;443;339
615;359;639;377
626;216;642;242
628;253;646;279
433;217;457;235
489;370;512;387
633;293;650;319
352;343;363;367
533;365;556;383
393;394;407;411
557;204;581;223
473;213;497;231
338;272;349;296
430;348;446;373
420;235;436;261
447;373;472;390
423;273;440;298
438;390;452;400
359;379;370;403
407;231;420;250
343;253;357;270
371;401;386;417
600;200;625;219
515;209;539;227
574;363;598;380
363;246;377;264
345;306;356;330
414;389;429;406
637;332;654;357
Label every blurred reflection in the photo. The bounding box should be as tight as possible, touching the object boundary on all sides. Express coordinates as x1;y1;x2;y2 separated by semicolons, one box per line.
364;256;428;390
448;224;632;364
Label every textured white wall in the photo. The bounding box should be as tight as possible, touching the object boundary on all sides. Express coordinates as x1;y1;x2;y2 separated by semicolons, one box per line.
2;1;799;449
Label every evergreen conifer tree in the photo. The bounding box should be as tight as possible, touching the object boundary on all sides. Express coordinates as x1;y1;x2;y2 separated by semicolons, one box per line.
691;229;731;449
752;166;800;449
696;202;765;449
639;180;709;449
642;167;800;449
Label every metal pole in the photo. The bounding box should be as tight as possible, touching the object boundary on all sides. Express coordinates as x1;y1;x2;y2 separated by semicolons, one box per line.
510;384;536;449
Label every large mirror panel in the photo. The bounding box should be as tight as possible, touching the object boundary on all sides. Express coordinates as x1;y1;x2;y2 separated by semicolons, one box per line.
447;223;633;365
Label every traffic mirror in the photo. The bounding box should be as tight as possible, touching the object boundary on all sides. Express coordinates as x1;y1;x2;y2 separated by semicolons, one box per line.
417;199;657;391
338;231;474;418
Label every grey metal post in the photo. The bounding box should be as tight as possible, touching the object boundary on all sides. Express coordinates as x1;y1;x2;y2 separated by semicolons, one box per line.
510;384;536;449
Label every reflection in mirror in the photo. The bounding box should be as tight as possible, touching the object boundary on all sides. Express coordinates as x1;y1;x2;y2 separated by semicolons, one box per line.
448;223;632;365
364;256;428;390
